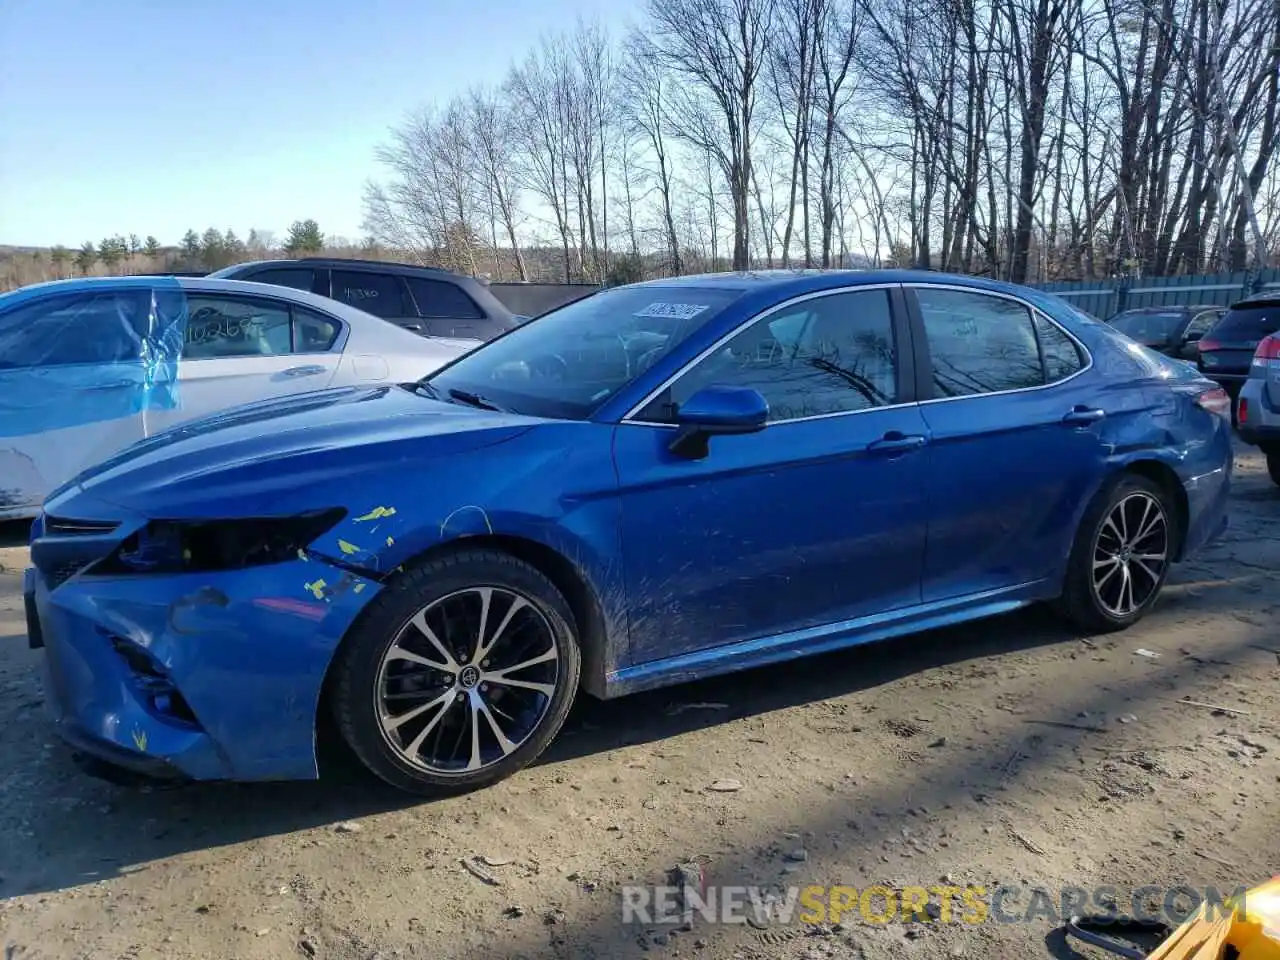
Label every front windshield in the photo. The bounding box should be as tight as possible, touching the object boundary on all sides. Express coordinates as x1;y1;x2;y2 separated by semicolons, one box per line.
1108;310;1184;343
424;285;745;419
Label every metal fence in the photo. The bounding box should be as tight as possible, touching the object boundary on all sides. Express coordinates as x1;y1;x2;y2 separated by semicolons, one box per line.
1032;269;1280;319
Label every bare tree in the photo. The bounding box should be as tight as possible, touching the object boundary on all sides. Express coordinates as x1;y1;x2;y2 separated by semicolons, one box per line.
468;87;529;280
507;37;579;281
645;0;777;269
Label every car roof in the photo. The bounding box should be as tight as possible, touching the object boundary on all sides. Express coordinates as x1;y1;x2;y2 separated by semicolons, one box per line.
627;268;1065;301
0;274;384;325
1111;305;1220;314
210;258;516;320
212;257;456;277
1230;292;1280;309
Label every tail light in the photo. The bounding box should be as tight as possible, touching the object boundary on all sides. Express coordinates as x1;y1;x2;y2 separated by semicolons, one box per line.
1239;397;1249;423
1195;386;1232;420
1253;334;1280;363
1197;338;1221;353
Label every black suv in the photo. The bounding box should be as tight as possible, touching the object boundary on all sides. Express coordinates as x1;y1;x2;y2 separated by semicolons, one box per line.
1197;294;1280;400
209;258;519;341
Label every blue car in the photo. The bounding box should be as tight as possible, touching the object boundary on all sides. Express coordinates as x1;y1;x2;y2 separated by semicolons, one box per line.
25;270;1234;795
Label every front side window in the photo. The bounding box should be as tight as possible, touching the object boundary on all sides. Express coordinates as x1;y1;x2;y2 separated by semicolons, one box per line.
182;295;292;359
0;290;151;369
424;286;745;420
332;270;408;318
917;288;1045;397
639;288;899;423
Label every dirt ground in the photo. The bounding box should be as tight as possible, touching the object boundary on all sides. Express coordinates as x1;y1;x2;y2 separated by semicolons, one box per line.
1;444;1277;960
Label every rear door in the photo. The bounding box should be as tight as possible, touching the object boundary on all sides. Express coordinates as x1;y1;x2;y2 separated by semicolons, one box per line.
149;290;345;432
329;267;421;331
907;284;1106;602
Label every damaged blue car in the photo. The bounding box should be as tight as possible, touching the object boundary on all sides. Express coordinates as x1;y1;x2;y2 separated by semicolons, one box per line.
25;270;1234;795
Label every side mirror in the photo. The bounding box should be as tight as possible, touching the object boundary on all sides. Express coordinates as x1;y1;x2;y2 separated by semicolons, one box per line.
669;385;768;459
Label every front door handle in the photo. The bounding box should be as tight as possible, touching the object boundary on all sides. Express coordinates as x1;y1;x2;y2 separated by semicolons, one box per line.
280;364;326;378
866;432;928;454
1062;406;1107;426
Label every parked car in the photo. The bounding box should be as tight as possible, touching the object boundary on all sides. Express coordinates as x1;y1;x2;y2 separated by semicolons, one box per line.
1196;293;1280;407
210;257;519;341
1236;331;1280;486
0;275;473;520
1104;304;1225;360
25;270;1233;795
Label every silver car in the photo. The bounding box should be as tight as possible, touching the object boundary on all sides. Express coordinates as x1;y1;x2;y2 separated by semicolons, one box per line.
1237;325;1280;487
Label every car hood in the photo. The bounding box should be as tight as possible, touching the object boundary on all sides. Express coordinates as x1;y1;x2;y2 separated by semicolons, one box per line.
49;384;540;519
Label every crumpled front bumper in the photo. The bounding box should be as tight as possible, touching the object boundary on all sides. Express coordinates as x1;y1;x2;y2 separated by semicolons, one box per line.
29;539;379;783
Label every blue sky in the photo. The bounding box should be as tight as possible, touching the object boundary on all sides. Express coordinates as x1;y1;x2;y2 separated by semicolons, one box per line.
0;0;630;248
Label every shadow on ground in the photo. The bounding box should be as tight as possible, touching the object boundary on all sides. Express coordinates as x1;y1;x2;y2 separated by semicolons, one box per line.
1;568;1271;909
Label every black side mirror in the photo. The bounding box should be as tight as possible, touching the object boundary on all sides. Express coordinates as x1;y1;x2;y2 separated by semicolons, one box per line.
669;386;769;459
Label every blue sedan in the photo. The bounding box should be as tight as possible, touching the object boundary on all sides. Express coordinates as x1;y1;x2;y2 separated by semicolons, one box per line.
25;270;1234;794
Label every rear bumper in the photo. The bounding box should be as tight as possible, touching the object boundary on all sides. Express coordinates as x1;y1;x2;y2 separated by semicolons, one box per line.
1177;424;1234;559
1237;377;1280;449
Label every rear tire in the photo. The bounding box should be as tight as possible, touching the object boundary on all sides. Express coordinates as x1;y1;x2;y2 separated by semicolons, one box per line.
1053;474;1176;634
330;549;581;796
1267;450;1280;488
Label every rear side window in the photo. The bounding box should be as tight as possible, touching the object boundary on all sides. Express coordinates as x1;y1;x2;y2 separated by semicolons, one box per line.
406;277;484;319
293;306;342;352
1212;304;1280;339
916;288;1045;396
245;267;317;292
0;290;151;368
1034;314;1086;382
332;270;408;318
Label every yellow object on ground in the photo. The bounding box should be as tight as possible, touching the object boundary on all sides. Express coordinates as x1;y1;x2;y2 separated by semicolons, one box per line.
1148;876;1280;960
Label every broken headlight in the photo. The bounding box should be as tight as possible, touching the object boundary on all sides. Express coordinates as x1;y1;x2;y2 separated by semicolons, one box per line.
98;508;347;575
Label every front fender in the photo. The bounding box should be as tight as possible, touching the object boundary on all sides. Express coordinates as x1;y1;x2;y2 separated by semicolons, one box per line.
308;422;630;684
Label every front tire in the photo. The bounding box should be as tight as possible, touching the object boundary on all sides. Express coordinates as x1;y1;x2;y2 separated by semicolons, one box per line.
331;549;581;796
1054;474;1175;634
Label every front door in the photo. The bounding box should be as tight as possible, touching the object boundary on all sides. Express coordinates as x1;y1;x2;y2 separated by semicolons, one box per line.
0;288;159;512
612;285;930;665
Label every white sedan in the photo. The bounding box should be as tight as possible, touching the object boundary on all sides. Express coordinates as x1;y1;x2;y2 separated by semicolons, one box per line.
0;275;477;520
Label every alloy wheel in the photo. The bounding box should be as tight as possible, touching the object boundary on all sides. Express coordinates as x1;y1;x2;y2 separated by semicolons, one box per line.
1091;491;1169;618
375;587;560;775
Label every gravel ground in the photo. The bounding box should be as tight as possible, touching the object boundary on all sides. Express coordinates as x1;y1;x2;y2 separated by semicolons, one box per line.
1;443;1277;960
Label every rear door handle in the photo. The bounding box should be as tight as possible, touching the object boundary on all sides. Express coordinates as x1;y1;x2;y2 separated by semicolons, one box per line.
1062;406;1107;426
280;365;326;378
866;432;928;454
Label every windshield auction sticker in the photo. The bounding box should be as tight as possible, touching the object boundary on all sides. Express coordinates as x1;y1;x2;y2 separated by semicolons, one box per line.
634;302;710;320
